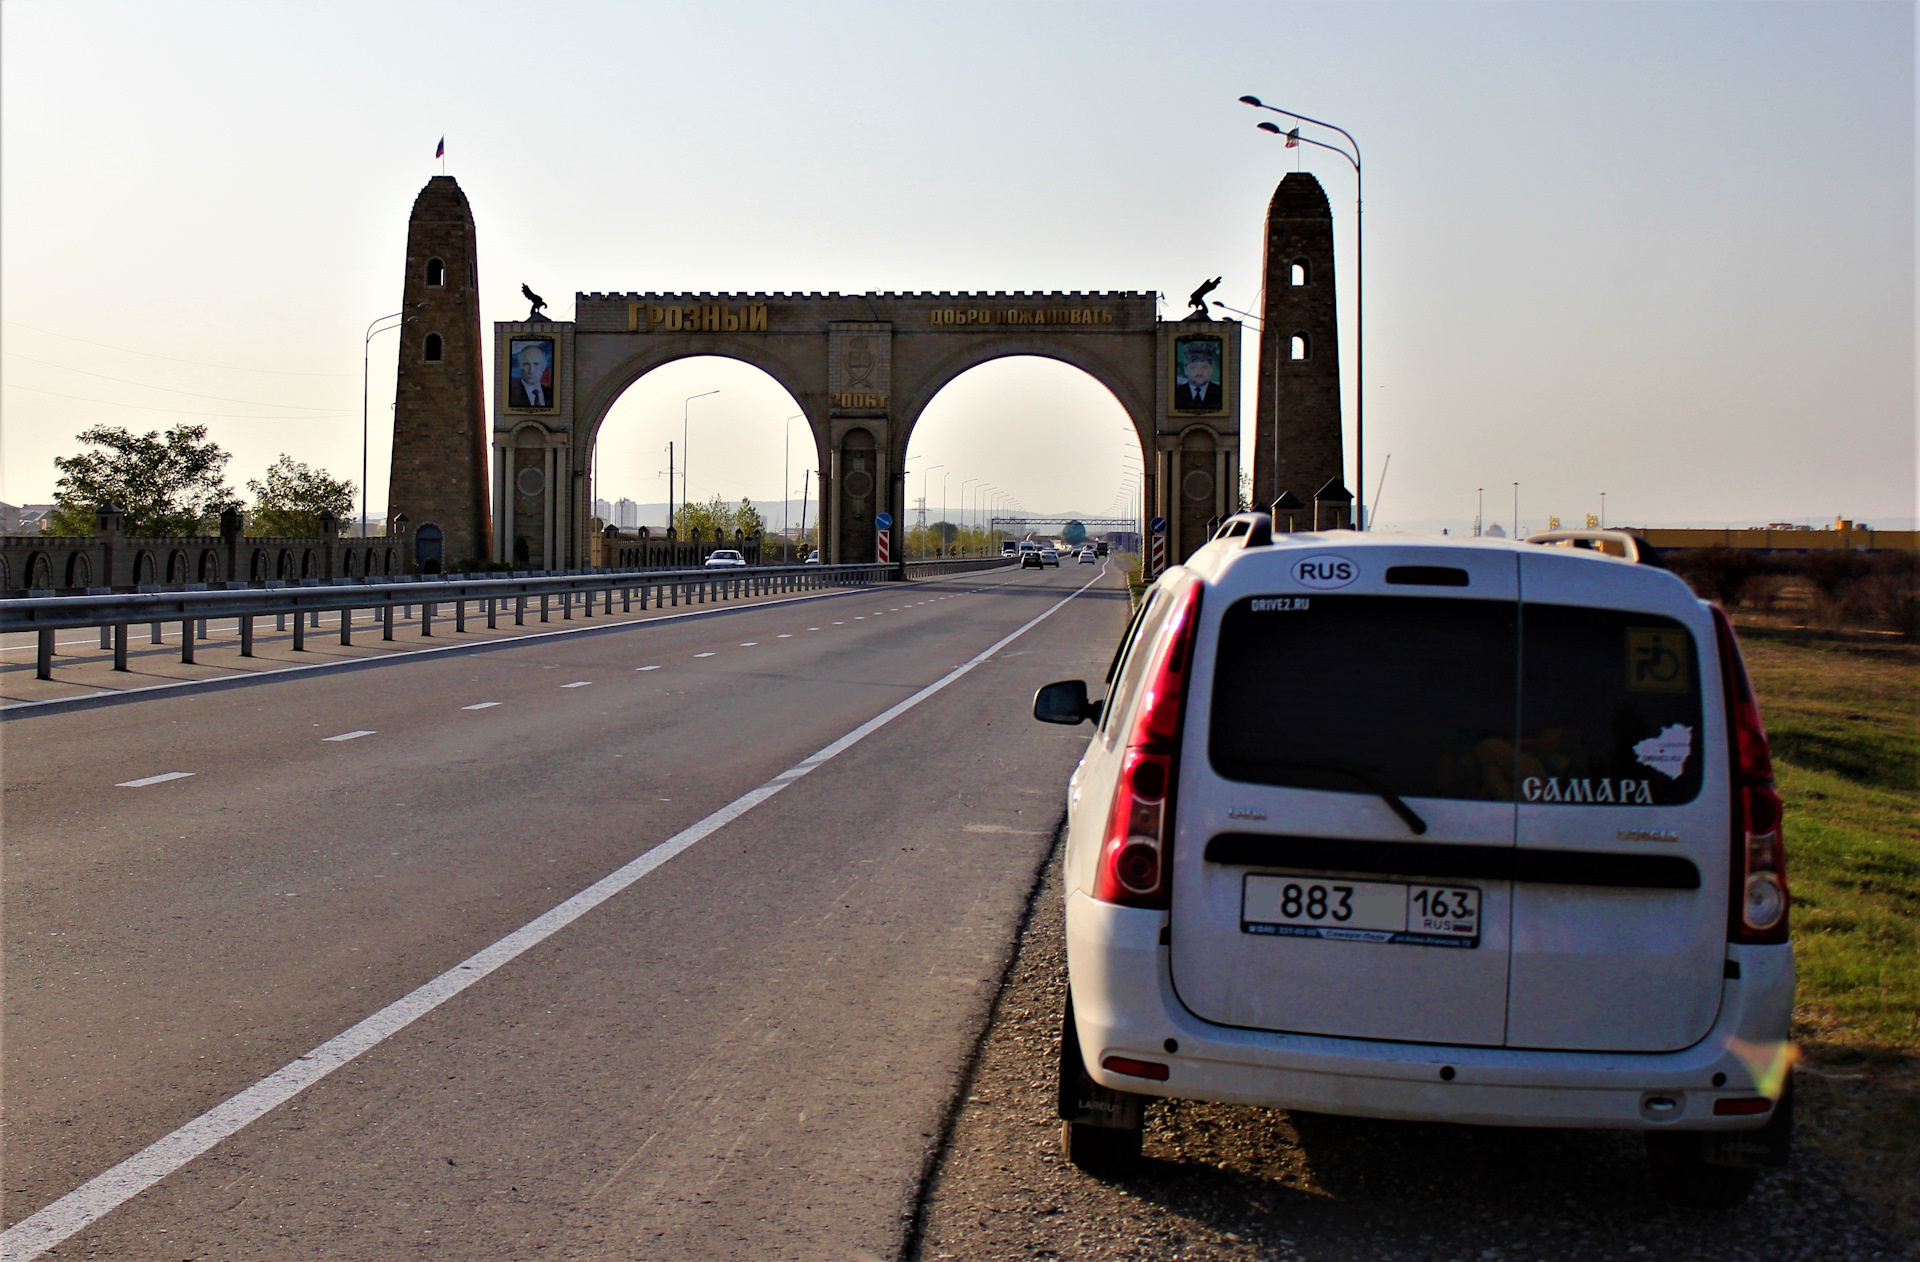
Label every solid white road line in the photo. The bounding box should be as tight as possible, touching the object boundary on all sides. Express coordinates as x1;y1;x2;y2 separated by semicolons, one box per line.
322;731;376;742
0;562;1109;1262
114;772;194;788
461;702;501;711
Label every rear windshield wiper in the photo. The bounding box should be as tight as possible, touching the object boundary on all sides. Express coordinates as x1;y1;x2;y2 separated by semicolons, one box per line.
1257;761;1429;836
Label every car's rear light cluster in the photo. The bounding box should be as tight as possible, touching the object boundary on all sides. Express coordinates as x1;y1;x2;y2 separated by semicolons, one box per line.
1093;583;1202;910
1713;607;1790;944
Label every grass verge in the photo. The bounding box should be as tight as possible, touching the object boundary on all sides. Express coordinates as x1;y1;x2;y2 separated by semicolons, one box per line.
1740;625;1918;1244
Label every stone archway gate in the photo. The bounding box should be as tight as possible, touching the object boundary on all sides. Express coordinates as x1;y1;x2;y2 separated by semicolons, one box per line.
492;291;1240;568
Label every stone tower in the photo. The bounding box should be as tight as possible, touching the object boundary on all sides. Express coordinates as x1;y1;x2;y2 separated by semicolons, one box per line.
388;175;491;571
1252;173;1347;528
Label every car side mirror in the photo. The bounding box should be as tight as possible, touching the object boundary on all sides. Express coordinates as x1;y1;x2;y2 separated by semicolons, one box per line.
1033;679;1101;725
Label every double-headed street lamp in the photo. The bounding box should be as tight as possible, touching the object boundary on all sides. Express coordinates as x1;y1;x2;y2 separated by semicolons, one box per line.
1240;95;1367;530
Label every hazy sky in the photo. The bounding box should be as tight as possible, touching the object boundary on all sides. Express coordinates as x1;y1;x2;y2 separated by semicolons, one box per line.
2;1;1912;533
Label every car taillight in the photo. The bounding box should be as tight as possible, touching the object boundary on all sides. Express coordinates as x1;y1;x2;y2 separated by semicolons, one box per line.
1713;606;1789;944
1093;583;1202;910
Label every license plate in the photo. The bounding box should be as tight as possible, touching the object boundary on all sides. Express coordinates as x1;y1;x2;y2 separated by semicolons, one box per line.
1242;874;1480;949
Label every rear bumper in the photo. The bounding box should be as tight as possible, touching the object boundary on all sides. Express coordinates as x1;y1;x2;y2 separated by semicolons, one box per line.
1065;890;1796;1132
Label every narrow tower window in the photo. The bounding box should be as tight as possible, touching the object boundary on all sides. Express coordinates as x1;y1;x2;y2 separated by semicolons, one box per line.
1290;258;1310;286
424;333;443;361
1290;332;1310;361
426;257;445;286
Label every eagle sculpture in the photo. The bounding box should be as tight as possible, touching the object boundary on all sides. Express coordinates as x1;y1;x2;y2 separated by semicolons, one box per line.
522;283;547;321
1187;276;1223;317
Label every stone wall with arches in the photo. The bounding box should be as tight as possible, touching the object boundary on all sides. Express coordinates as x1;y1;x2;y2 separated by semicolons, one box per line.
494;291;1241;568
1;507;400;595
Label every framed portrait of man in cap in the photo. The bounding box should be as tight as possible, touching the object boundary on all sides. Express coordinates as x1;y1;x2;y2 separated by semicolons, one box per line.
507;338;557;412
1170;334;1226;414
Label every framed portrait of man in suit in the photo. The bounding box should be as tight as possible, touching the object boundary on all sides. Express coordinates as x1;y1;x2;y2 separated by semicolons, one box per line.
507;338;557;412
1170;335;1226;415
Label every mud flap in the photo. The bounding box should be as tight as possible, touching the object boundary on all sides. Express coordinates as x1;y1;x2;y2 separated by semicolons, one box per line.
1057;991;1144;1131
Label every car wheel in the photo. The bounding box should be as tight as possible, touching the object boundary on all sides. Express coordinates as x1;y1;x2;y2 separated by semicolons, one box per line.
1057;991;1144;1175
1644;1132;1760;1207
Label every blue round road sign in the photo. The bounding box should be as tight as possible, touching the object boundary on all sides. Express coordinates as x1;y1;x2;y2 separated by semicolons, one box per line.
875;513;893;530
1149;516;1168;533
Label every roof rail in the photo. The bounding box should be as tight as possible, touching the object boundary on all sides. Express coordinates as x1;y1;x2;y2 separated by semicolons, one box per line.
1525;528;1666;568
1211;512;1273;548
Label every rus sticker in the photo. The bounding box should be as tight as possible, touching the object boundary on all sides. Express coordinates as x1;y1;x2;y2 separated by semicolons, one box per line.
1634;723;1693;779
1292;555;1357;590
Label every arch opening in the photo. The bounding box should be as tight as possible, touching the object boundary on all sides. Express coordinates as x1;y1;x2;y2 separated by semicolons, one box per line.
903;355;1147;559
585;355;808;566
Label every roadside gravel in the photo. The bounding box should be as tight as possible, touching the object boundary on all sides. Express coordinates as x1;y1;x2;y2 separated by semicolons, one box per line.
912;846;1911;1262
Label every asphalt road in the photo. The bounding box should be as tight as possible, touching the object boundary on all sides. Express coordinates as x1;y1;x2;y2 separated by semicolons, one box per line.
2;561;1128;1260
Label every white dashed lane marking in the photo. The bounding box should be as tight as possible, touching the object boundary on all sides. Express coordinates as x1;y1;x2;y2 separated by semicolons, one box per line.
462;702;501;711
739;642;758;647
635;665;661;671
561;681;593;689
323;731;376;742
777;634;792;638
116;772;194;788
694;652;716;658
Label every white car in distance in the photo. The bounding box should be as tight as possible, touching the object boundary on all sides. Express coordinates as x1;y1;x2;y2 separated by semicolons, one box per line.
1032;520;1794;1207
703;549;747;568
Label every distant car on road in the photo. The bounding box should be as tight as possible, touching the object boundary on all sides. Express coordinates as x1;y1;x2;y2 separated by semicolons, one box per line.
1078;548;1097;564
1002;540;1019;557
703;550;747;568
1021;550;1044;570
1032;519;1794;1204
1040;549;1060;567
804;551;821;565
1096;541;1110;557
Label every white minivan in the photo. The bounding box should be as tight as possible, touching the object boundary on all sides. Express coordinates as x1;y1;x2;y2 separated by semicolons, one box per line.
1033;518;1794;1205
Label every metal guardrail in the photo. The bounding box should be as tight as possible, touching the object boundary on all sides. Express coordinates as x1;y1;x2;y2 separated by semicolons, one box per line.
1;560;960;682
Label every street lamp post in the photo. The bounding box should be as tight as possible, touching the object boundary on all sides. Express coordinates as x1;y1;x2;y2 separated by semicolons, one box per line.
362;309;421;538
1513;482;1520;539
1241;96;1365;530
959;478;979;555
783;413;804;558
941;472;954;557
920;463;943;558
682;389;720;532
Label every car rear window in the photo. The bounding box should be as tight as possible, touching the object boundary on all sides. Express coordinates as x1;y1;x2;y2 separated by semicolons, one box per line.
1209;595;1519;801
1208;595;1705;806
1519;604;1703;806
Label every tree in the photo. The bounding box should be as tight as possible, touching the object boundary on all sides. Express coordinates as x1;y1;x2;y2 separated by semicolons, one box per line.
51;423;242;536
247;455;355;537
674;495;764;540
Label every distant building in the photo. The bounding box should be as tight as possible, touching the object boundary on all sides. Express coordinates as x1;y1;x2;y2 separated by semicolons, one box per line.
616;497;638;529
0;503;55;533
1484;523;1507;538
592;497;613;522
